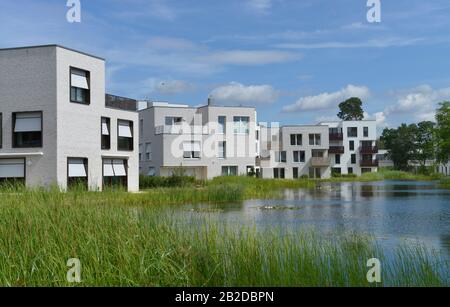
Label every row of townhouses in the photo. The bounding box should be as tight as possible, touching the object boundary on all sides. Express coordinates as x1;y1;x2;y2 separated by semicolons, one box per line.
1;45;447;190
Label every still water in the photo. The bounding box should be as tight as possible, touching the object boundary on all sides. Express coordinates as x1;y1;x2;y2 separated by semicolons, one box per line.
184;181;450;259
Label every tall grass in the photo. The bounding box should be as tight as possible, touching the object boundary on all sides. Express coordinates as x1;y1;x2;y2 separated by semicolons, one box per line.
0;189;447;287
326;169;444;183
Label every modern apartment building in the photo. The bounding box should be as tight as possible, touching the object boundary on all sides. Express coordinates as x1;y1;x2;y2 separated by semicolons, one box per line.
319;120;378;176
258;125;331;179
138;102;257;179
0;45;139;191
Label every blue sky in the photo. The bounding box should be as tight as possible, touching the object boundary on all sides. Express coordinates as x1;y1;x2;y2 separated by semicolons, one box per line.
1;0;450;128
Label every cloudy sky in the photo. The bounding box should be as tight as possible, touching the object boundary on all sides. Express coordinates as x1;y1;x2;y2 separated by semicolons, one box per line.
2;0;450;128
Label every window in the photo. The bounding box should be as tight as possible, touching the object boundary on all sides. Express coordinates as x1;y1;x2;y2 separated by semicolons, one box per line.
347;127;358;138
70;67;90;104
293;151;305;163
183;141;201;159
309;167;321;179
330;128;342;135
222;166;238;176
274;168;285;179
348;167;354;174
351;154;357;164
13;112;42;148
103;159;128;189
349;140;355;151
335;154;341;164
145;143;152;161
293;167;299;179
67;158;88;190
139;144;143;161
233;116;250;134
332;168;341;176
363;127;369;137
218;141;226;159
0;158;25;185
290;134;302;146
275;151;287;163
101;117;111;150
218;116;226;134
309;134;321;146
117;120;133;151
165;117;183;126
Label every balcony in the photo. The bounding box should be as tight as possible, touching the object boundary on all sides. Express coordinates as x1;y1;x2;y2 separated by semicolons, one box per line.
329;146;345;154
360;146;379;154
311;157;331;167
360;160;379;167
329;133;344;141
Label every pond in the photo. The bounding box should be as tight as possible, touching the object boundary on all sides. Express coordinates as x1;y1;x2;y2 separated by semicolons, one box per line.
183;180;450;260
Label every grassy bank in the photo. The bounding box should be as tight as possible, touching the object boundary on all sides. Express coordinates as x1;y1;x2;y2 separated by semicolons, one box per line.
326;169;444;183
0;189;447;287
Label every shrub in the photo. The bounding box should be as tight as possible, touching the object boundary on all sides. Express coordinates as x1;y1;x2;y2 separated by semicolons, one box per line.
139;175;196;189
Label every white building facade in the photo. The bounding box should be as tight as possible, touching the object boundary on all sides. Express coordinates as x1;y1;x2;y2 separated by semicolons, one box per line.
0;45;139;191
138;102;257;179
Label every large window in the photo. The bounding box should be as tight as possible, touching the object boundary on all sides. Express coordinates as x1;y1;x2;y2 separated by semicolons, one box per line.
275;151;287;163
233;116;250;134
349;140;355;151
145;142;152;161
183;141;201;159
101;117;111;150
293;167;299;179
70;67;90;104
218;141;226;159
347;127;358;138
117;120;133;151
67;158;88;190
293;151;305;163
103;159;128;189
274;168;285;179
13;112;42;148
218;116;226;134
0;158;25;185
290;134;302;146
363;127;369;137
222;166;238;176
351;154;357;164
309;134;321;146
165;117;183;126
335;154;341;164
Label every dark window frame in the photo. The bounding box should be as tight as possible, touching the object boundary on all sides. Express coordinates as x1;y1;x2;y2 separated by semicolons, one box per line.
67;157;89;190
101;117;111;150
347;127;358;138
102;159;128;190
70;67;91;105
12;111;43;148
290;134;302;146
0;157;26;186
363;127;369;137
117;119;134;151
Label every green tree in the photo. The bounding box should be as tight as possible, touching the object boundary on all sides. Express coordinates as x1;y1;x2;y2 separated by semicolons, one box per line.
381;124;417;171
337;97;364;121
412;121;436;167
435;101;450;163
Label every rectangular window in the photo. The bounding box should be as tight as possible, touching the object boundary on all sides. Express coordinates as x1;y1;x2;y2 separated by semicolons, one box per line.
293;151;305;163
218;141;226;159
335;154;341;164
290;134;302;146
145;142;152;161
233;116;250;134
117;120;133;151
222;166;238;176
348;167;354;174
347;127;358;138
309;134;321;146
101;117;111;150
218;116;226;134
183;141;201;159
349;140;355;151
103;159;128;189
70;67;90;104
67;158;88;190
275;151;287;163
13;112;42;148
165;117;183;126
293;167;299;179
364;127;369;137
0;158;25;184
351;154;357;164
274;168;285;179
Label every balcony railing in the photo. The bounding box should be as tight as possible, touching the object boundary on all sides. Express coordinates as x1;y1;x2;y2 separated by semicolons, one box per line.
360;160;379;167
311;157;331;167
360;146;379;154
329;133;344;141
329;146;345;154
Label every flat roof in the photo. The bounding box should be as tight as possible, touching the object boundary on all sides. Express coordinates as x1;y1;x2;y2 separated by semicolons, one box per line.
318;120;376;124
0;44;105;61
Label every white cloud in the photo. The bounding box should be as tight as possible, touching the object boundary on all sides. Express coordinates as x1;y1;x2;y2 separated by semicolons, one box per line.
283;85;371;112
200;50;301;66
275;37;425;49
210;82;278;105
386;84;450;121
364;111;388;128
247;0;272;12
